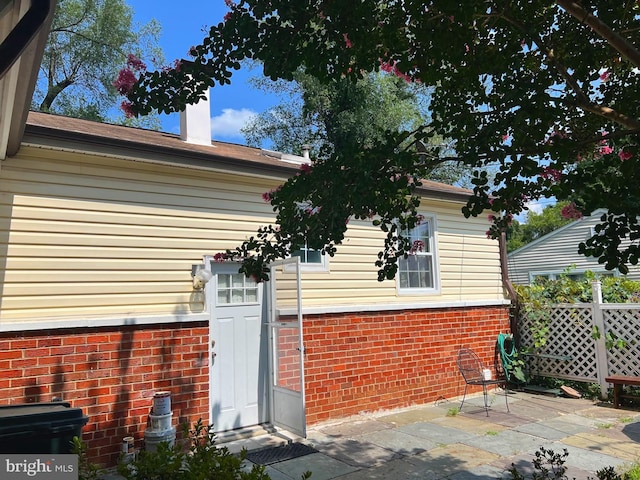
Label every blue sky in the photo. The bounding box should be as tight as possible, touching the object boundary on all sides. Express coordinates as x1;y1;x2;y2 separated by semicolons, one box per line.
128;1;276;144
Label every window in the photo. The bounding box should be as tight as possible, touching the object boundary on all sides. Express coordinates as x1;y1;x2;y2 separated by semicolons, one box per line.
398;217;438;293
529;270;616;284
217;273;258;305
288;242;329;272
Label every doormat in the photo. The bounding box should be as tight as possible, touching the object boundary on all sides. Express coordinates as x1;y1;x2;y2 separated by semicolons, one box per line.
246;442;318;465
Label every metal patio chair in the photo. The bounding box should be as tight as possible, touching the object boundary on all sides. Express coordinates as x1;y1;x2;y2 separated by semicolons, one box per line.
456;347;509;416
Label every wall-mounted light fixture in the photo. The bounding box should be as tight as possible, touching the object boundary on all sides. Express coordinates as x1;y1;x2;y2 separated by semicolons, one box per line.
191;264;212;290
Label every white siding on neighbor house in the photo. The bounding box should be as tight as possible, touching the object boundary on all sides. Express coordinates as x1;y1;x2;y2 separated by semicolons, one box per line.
0;146;505;329
507;214;640;285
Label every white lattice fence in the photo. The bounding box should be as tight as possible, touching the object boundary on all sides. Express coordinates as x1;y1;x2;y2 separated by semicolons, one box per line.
518;305;598;382
518;282;640;395
602;307;640;377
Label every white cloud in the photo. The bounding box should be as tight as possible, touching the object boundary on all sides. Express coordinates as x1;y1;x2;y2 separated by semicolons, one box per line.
525;200;544;215
210;108;257;139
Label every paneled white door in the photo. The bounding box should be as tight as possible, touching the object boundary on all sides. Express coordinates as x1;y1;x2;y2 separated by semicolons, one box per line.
209;263;267;432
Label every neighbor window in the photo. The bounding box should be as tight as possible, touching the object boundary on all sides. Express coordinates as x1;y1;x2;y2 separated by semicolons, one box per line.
398;217;438;293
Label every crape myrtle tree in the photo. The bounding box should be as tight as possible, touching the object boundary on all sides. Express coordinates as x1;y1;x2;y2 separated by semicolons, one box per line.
121;1;640;281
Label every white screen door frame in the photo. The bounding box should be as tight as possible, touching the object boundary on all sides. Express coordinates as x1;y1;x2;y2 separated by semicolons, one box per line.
267;257;306;437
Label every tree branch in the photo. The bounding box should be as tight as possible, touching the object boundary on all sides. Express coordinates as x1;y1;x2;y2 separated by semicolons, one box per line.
555;0;640;68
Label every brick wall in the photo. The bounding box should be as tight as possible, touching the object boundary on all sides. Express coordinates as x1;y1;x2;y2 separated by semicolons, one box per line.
302;306;510;424
0;305;509;467
0;323;209;466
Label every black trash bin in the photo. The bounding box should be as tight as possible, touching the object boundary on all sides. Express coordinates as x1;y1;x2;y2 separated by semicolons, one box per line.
0;402;89;454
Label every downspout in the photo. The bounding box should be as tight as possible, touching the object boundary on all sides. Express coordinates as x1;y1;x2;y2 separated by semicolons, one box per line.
499;231;520;345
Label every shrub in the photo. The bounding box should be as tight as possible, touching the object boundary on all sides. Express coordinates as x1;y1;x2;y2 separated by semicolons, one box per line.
506;447;638;480
117;419;311;480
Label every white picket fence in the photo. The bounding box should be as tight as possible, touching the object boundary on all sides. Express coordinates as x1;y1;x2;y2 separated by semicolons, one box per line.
518;281;640;397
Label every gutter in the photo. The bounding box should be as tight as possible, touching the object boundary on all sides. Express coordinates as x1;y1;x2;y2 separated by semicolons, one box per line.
22;123;297;180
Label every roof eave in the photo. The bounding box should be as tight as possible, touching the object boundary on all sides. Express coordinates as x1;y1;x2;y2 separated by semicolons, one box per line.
0;0;56;159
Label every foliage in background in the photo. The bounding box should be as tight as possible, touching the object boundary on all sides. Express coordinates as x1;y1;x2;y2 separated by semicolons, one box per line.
35;0;163;128
122;1;640;281
515;270;640;305
243;69;474;187
117;419;311;480
507;201;573;252
515;270;640;353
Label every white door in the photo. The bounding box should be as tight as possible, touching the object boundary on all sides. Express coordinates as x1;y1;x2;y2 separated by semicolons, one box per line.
209;263;268;432
268;259;306;437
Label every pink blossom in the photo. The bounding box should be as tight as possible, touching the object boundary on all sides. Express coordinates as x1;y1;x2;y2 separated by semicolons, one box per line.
213;252;227;263
113;68;138;95
223;11;232;22
599;145;614;155
380;61;411;82
599;69;610;82
561;203;583;220
343;33;352;48
540;167;563;182
261;191;272;203
465;44;469;53
120;100;135;118
126;54;146;72
188;46;198;57
224;0;235;6
409;240;425;254
501;134;510;142
300;163;312;173
488;214;495;222
619;149;633;161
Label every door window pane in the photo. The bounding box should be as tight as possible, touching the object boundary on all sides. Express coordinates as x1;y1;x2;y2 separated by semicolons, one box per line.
217;273;259;304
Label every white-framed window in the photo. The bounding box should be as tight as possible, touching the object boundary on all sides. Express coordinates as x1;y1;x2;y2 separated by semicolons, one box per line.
529;270;616;283
397;216;439;294
287;242;329;272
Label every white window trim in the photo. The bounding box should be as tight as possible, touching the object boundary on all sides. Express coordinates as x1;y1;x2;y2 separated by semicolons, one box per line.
284;243;330;273
396;214;441;296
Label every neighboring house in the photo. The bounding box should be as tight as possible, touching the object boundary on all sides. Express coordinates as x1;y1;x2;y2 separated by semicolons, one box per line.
1;8;510;466
507;210;640;285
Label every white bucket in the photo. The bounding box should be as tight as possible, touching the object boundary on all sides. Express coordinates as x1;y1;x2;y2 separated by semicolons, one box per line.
122;436;135;454
144;426;176;452
148;412;172;431
482;369;492;381
152;391;171;415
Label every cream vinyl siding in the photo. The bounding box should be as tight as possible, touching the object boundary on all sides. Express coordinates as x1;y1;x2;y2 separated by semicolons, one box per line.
507;214;640;285
1;146;504;328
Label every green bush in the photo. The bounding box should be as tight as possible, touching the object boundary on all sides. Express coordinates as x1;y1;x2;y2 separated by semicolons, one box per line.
117;419;311;480
515;269;640;305
506;447;639;480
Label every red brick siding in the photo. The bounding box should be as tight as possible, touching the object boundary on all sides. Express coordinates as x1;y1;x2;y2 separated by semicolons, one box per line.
302;306;510;424
0;305;509;467
0;323;209;466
